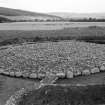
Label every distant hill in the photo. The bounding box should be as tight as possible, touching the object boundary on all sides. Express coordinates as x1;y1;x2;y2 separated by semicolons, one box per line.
0;7;62;22
49;12;105;19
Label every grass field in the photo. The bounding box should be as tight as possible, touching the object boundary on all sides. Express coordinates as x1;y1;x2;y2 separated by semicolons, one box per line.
0;26;105;46
2;71;105;105
1;23;105;105
17;84;105;105
0;22;105;30
0;75;38;105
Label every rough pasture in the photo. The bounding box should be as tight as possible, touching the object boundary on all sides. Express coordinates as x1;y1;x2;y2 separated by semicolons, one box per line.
6;84;105;105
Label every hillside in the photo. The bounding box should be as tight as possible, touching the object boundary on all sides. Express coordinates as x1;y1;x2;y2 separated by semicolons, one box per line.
49;12;105;19
0;7;62;22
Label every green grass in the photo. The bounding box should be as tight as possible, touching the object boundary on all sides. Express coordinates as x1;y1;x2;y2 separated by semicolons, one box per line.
56;71;105;85
18;84;105;105
1;26;105;105
3;71;105;105
0;26;105;46
0;75;38;105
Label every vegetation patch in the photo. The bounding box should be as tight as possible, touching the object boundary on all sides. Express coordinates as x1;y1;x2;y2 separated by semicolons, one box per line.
18;84;105;105
0;26;105;46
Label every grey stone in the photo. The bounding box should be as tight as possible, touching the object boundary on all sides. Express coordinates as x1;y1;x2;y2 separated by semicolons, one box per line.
74;70;81;76
100;65;105;71
91;67;99;73
15;72;22;77
66;71;73;78
0;69;4;73
22;73;29;78
56;72;65;78
9;72;15;76
82;69;90;75
29;73;37;79
37;73;46;79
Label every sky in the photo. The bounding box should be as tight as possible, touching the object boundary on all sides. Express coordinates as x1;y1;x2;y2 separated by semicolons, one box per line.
0;0;105;13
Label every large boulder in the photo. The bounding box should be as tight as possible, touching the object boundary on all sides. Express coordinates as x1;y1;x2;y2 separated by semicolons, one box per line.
29;73;37;79
56;72;65;78
22;73;29;78
82;69;90;75
37;73;46;79
73;70;81;76
100;64;105;71
9;72;15;76
3;71;9;75
66;71;73;78
91;67;100;74
0;69;4;73
15;72;22;77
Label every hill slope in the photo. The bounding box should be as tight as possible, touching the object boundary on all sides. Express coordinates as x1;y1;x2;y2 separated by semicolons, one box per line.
49;12;105;19
0;7;62;22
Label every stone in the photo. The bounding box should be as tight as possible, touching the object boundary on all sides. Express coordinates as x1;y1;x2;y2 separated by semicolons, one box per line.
56;72;65;78
22;73;29;78
82;69;90;75
0;69;4;73
29;73;37;79
66;71;73;78
100;65;105;71
9;72;15;76
73;70;81;76
3;71;9;75
37;73;46;79
15;72;22;77
91;67;100;74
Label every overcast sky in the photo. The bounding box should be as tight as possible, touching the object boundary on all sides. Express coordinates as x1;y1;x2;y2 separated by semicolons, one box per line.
0;0;105;13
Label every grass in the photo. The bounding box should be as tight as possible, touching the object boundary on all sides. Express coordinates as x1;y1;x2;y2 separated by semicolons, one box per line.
56;71;105;85
3;71;105;105
18;84;105;105
0;75;37;105
1;26;105;104
0;26;105;46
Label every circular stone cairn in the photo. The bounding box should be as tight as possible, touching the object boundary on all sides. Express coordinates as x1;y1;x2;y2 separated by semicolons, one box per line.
0;41;105;85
